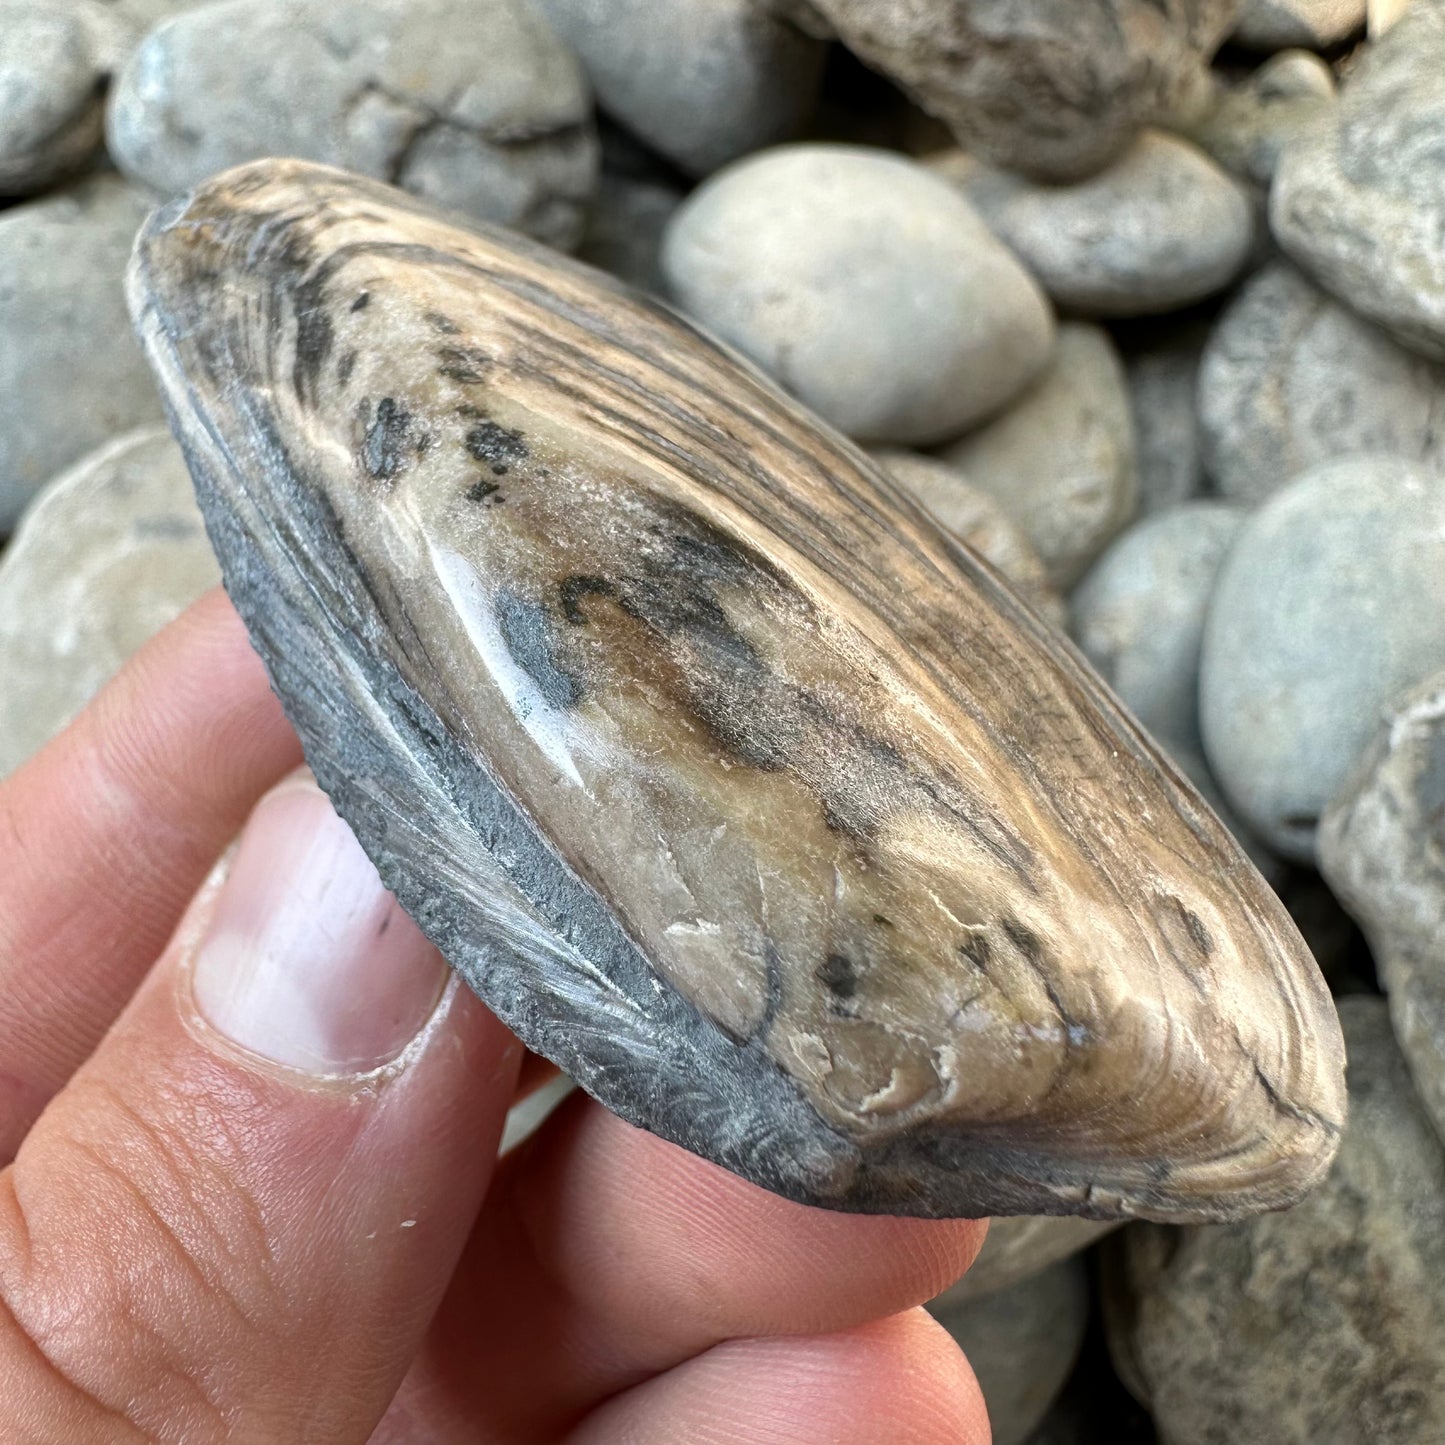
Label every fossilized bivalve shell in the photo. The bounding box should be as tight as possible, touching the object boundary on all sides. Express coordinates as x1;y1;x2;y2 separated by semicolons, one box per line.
128;160;1346;1221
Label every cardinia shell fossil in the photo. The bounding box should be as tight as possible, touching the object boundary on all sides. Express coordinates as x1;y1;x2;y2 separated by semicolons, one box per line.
128;159;1346;1221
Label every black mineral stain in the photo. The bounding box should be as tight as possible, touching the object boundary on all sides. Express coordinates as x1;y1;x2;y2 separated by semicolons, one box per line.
291;273;334;400
466;478;503;505
1180;905;1214;957
496;590;582;709
350;291;370;312
465;420;529;476
425;311;460;334
362;397;413;483
437;346;492;384
337;349;356;387
818;952;859;1001
559;574;617;624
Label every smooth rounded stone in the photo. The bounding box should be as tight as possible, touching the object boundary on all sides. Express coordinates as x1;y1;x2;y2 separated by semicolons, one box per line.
106;0;598;249
1199;263;1445;506
1121;324;1207;516
1200;457;1445;861
768;0;1238;182
0;428;218;776
1272;3;1445;361
530;0;824;178
937;134;1253;318
872;449;1064;625
936;1215;1119;1304
130;158;1348;1222
661;145;1055;447
0;1;128;195
0;175;165;534
1184;49;1336;187
1072;504;1244;756
1320;672;1445;1134
940;324;1137;589
931;1257;1090;1445
576;174;683;296
1108;998;1445;1445
1232;0;1365;47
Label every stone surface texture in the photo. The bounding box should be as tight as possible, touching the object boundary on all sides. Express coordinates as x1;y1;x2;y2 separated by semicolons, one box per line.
1272;1;1445;361
531;0;824;177
937;133;1253;318
1199;262;1445;506
1109;998;1445;1445
0;175;165;533
1320;672;1445;1139
129;158;1345;1222
941;324;1138;589
770;0;1240;181
0;427;218;777
1122;324;1207;515
107;0;599;248
662;144;1055;446
1200;455;1445;861
931;1257;1090;1445
1072;504;1245;756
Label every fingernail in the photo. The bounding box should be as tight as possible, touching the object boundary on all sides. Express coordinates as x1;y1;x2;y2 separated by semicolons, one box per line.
191;779;448;1074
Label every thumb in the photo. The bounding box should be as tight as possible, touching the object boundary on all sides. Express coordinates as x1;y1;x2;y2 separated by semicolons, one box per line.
0;776;519;1445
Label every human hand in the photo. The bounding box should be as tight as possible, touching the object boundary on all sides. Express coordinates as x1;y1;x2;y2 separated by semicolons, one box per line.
0;589;990;1444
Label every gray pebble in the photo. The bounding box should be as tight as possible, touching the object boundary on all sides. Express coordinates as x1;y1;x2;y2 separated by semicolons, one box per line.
770;0;1236;182
0;175;165;533
1199;455;1445;860
106;0;598;249
1108;998;1445;1445
0;1;128;194
1272;2;1445;360
873;448;1065;625
1200;263;1445;506
1122;324;1208;515
0;427;218;777
1320;671;1445;1137
576;173;683;295
934;1215;1119;1305
1184;49;1337;187
1232;0;1365;47
940;323;1137;588
930;1257;1090;1445
1072;503;1245;754
661;144;1054;446
937;133;1253;318
531;0;824;177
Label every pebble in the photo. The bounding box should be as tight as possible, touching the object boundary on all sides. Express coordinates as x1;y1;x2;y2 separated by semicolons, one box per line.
530;0;824;177
0;428;218;777
1200;262;1445;506
872;449;1064;625
576;173;683;295
1185;49;1337;187
1072;503;1245;756
1108;998;1445;1445
934;1215;1118;1305
1320;671;1445;1138
1199;455;1445;861
931;1257;1090;1445
1272;2;1445;361
661;145;1054;446
1232;0;1366;48
0;0;127;195
106;0;599;249
1121;323;1208;515
940;323;1137;588
936;133;1253;318
0;175;165;533
772;0;1234;181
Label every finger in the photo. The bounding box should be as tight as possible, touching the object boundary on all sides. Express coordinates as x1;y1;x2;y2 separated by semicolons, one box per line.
391;1097;987;1440
0;777;517;1445
565;1311;990;1445
0;588;301;1158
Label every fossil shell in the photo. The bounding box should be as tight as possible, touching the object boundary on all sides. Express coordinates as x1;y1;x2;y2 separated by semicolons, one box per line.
128;160;1345;1221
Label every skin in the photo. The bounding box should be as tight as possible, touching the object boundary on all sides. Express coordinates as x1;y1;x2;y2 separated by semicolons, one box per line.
0;588;990;1444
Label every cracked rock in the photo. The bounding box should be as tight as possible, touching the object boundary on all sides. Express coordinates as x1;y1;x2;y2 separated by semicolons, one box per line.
106;0;599;248
0;427;218;776
1320;671;1445;1141
1200;262;1445;507
1107;998;1445;1445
